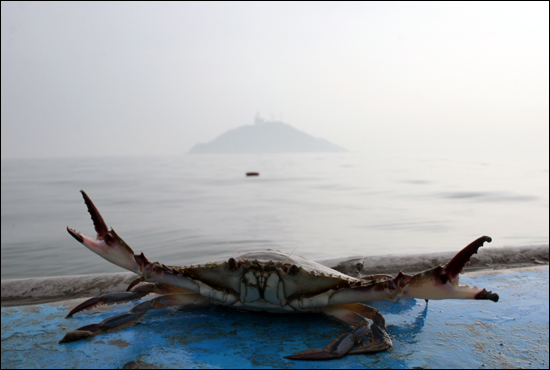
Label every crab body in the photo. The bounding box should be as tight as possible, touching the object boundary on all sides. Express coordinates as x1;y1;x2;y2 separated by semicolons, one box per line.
143;250;398;313
61;191;499;360
181;251;359;312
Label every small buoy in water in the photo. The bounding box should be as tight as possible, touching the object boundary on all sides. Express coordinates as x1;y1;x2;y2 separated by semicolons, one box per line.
246;172;259;177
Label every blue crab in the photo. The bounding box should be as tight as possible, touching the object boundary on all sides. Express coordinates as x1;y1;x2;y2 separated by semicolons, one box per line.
60;190;498;360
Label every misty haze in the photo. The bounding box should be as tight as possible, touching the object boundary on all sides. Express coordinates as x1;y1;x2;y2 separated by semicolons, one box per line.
1;0;548;281
1;3;549;368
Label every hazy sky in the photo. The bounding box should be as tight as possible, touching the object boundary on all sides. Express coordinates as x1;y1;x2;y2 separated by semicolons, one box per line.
1;2;548;158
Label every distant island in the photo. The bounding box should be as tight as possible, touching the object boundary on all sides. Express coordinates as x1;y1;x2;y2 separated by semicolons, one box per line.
189;116;346;154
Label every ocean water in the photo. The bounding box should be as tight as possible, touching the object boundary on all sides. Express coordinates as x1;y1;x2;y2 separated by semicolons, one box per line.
1;152;548;280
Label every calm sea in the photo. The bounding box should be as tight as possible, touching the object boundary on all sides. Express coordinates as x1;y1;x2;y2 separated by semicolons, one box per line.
1;152;548;280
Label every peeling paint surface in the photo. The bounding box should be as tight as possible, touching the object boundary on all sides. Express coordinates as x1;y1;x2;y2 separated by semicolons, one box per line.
1;267;548;369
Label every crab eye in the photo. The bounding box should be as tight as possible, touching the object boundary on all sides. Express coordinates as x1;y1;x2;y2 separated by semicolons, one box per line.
227;257;238;270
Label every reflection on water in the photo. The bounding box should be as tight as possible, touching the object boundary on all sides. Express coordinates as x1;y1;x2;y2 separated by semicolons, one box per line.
1;152;548;279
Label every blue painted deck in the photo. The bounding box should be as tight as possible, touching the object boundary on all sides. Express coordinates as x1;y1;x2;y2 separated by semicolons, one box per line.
2;267;548;369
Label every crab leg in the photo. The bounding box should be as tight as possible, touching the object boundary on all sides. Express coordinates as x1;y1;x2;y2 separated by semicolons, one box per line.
396;236;499;302
284;323;368;360
60;293;211;343
284;303;392;360
65;282;191;318
327;304;392;355
334;303;386;329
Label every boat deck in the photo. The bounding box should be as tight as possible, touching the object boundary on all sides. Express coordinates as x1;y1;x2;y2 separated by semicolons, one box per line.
1;266;548;369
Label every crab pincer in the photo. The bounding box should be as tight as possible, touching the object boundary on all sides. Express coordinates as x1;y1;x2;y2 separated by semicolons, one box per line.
67;190;141;274
397;236;499;302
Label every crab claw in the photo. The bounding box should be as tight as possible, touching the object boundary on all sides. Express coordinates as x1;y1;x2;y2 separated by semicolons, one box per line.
397;236;499;302
67;190;141;274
